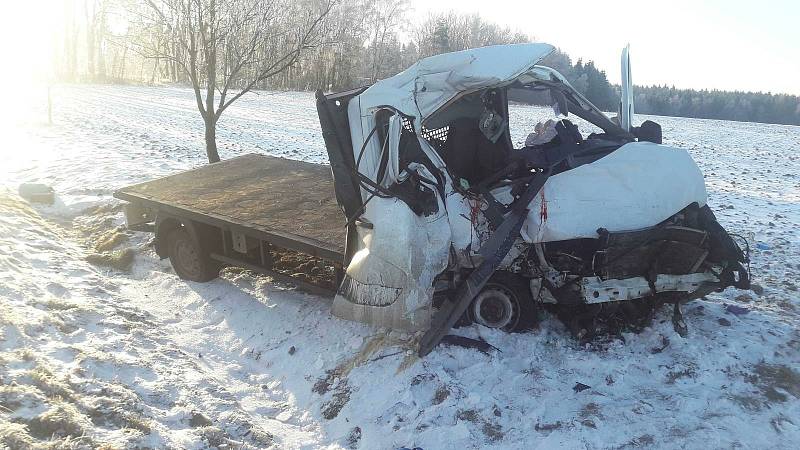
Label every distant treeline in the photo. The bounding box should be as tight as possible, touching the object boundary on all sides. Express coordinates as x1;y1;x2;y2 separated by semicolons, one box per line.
539;50;800;125
54;0;800;126
630;86;800;125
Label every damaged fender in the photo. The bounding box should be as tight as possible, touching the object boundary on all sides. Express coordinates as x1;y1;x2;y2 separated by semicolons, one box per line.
331;181;451;331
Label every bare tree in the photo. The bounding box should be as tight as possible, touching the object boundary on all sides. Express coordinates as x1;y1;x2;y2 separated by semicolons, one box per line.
414;12;530;59
365;0;407;82
135;0;333;163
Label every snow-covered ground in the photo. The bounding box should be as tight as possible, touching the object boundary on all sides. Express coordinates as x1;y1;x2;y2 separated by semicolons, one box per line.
1;84;799;449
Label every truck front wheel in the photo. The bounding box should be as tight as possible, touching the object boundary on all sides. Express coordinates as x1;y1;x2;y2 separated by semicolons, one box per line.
166;227;219;282
469;272;536;332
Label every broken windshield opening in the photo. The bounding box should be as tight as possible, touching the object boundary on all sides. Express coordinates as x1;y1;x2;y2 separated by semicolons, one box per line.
507;87;604;148
414;71;635;190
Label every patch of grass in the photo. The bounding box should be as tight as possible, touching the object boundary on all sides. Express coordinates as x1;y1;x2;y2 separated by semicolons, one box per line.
456;409;479;422
729;394;765;412
433;385;450;405
0;384;46;413
27;401;89;440
93;228;129;253
245;426;274;448
613;434;656;449
87;403;151;435
482;421;504;442
346;426;361;449
579;402;603;420
456;409;504;441
85;248;135;271
198;426;233;448
0;192;45;222
27;366;75;401
0;419;34;449
41;299;82;312
321;381;351;420
49;313;80;335
746;362;800;403
665;364;697;384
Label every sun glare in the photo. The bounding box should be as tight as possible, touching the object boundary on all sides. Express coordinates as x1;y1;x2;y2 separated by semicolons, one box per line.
0;1;61;170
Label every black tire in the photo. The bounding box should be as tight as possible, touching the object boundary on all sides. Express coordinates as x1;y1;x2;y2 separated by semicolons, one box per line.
469;272;536;332
166;227;219;282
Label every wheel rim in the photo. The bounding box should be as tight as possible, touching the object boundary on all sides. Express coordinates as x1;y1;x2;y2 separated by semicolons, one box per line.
174;237;203;279
472;284;519;330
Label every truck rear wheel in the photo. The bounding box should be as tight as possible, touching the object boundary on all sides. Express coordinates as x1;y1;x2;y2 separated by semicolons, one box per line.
469;272;536;332
166;227;219;282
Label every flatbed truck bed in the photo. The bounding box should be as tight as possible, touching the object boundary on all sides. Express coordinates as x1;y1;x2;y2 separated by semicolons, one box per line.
114;153;346;295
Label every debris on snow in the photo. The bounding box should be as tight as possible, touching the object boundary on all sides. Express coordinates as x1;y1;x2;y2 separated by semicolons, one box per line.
573;383;591;393
439;335;499;355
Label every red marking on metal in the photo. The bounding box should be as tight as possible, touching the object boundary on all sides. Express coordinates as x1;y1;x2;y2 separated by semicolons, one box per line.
469;198;482;226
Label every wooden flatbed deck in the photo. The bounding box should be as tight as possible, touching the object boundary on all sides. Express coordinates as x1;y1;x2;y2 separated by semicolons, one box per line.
114;153;346;261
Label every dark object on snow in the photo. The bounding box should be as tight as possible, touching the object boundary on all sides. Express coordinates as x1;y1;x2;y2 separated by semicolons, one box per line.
189;412;212;427
718;318;731;326
397;447;423;450
535;421;563;431
288;346;296;355
573;382;591;393
725;304;750;316
439;335;499;355
756;242;770;251
18;183;54;204
633;120;662;144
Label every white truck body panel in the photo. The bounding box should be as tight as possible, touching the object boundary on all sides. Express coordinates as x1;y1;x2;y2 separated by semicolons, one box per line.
517;142;708;243
352;43;554;125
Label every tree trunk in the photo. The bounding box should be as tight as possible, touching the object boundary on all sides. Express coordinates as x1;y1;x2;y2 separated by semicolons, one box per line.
85;0;95;81
204;115;220;163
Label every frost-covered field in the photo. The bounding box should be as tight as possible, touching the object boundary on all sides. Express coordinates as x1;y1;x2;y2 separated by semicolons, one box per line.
1;85;799;449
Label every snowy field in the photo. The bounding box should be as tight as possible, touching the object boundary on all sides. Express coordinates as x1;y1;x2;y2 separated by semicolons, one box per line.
1;84;799;449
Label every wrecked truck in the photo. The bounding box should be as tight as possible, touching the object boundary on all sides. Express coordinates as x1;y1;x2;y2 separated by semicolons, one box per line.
317;43;751;354
116;43;750;356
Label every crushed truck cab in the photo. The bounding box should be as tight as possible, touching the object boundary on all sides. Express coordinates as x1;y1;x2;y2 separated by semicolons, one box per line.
316;43;750;355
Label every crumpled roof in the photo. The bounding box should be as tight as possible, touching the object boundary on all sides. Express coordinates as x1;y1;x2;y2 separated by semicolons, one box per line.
352;43;555;125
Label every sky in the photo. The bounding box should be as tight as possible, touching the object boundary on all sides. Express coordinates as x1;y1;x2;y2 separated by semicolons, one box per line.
410;0;800;95
0;0;797;96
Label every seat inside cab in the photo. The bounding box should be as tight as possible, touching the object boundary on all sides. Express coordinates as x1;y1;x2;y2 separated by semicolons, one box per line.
424;89;514;188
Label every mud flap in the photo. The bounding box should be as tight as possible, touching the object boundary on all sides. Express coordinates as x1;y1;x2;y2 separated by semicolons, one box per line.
418;170;550;356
